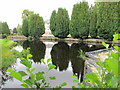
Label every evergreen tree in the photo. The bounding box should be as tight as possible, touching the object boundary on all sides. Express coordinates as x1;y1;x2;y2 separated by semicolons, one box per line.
89;5;97;38
16;24;22;35
22;9;34;20
55;8;69;38
70;2;89;39
13;28;17;34
22;18;29;37
28;14;45;38
96;2;119;40
2;22;10;35
50;10;57;36
0;22;2;34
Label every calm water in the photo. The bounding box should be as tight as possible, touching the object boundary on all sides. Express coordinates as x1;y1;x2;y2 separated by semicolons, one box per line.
1;40;105;88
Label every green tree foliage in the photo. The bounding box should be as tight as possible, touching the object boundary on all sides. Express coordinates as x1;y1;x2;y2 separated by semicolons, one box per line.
50;10;57;36
22;18;29;37
89;5;97;38
28;14;45;38
13;28;17;34
96;2;119;40
1;22;10;35
16;24;22;35
22;9;34;20
55;8;69;38
0;21;2;34
50;8;70;38
70;2;89;39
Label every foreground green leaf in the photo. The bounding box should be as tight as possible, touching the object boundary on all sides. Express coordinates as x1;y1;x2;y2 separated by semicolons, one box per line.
7;68;22;82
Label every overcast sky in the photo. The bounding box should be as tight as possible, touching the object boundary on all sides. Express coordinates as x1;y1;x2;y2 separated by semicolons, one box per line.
0;0;94;29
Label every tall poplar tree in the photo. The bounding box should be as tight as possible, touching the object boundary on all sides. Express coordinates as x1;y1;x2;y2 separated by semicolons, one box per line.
56;8;69;38
96;2;119;40
2;22;10;35
22;18;29;37
28;14;45;38
89;5;97;38
70;2;89;39
50;10;57;36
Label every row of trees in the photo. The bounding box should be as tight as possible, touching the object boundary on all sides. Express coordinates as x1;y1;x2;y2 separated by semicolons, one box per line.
1;2;119;40
50;2;120;40
22;10;45;38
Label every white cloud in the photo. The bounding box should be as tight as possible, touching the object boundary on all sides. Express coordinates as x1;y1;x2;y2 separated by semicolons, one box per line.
0;0;94;29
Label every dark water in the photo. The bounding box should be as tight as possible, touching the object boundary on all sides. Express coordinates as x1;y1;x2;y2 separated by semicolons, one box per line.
1;40;105;88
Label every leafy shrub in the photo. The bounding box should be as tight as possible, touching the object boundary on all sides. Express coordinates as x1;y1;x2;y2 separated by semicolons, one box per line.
0;39;19;69
7;48;67;88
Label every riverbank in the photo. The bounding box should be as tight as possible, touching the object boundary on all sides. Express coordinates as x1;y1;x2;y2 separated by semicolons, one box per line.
7;35;120;44
84;48;116;74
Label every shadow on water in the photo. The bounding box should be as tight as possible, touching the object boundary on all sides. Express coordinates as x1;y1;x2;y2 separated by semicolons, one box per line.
70;43;85;82
23;40;46;63
51;42;70;71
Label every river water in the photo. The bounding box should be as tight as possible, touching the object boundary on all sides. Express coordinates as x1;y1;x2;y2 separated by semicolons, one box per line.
1;40;105;88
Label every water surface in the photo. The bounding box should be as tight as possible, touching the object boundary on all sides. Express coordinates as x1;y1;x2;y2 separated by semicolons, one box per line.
1;40;105;88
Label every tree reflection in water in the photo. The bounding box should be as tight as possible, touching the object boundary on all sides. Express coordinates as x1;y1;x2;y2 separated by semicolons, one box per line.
70;43;85;82
51;42;70;71
23;40;46;63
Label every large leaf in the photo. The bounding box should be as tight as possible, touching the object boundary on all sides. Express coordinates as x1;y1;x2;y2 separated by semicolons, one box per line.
27;54;32;59
7;68;22;82
30;73;35;83
84;73;101;87
104;73;113;84
60;82;67;87
113;34;120;42
47;58;52;63
105;58;118;76
73;80;79;83
21;84;29;88
36;72;45;81
20;59;32;68
41;59;46;64
114;46;120;52
24;79;32;86
49;76;56;80
71;75;78;79
18;71;27;77
48;63;56;71
30;68;36;73
102;41;109;49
